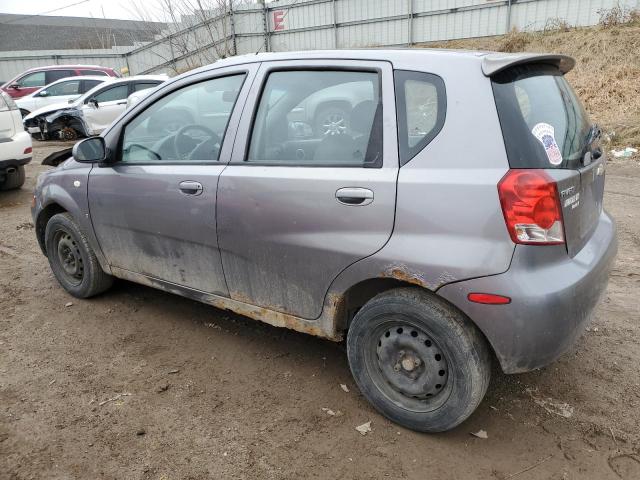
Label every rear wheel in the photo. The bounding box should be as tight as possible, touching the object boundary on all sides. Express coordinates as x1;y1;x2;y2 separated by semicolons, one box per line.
0;166;25;190
346;288;491;432
45;213;113;298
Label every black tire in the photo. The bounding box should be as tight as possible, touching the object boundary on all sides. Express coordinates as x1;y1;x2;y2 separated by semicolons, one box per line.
346;288;491;432
0;166;26;190
45;212;113;298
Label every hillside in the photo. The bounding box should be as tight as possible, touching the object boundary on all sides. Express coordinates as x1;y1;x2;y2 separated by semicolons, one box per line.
421;17;640;148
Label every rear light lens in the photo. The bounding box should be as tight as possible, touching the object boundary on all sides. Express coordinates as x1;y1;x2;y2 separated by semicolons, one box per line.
468;293;511;305
24;146;32;154
498;169;564;245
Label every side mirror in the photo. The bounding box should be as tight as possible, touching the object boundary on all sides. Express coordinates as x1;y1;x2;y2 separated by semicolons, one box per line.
10;83;20;89
38;90;48;97
88;98;99;108
72;137;106;163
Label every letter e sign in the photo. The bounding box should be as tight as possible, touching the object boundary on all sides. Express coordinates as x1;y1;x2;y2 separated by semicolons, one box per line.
273;10;285;31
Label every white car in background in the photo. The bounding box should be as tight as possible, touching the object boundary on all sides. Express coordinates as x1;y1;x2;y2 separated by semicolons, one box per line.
23;75;168;140
126;85;160;109
0;91;32;190
15;76;110;117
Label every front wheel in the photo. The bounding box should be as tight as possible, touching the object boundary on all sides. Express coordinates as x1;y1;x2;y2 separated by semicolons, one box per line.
346;288;491;432
45;213;113;298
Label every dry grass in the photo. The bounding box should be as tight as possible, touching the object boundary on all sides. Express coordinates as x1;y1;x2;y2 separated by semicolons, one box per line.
420;15;640;148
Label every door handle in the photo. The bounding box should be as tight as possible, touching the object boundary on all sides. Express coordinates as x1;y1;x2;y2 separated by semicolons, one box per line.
335;187;374;206
179;180;203;196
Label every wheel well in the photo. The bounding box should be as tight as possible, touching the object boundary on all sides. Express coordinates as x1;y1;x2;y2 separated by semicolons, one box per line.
336;278;499;367
337;277;411;330
35;203;67;255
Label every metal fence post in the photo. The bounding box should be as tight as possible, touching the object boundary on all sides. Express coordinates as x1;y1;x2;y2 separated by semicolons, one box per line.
259;0;270;52
229;2;238;56
333;0;339;48
407;0;413;47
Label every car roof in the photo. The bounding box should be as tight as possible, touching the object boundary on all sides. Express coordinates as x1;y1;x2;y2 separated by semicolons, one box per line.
45;75;112;85
182;48;574;78
23;64;114;73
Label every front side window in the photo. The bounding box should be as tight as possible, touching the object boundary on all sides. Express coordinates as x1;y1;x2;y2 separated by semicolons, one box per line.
394;70;446;165
18;71;45;87
93;85;129;103
247;70;382;167
46;80;81;96
121;74;245;163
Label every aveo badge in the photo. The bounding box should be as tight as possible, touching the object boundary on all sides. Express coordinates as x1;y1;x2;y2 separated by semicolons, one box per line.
532;123;563;166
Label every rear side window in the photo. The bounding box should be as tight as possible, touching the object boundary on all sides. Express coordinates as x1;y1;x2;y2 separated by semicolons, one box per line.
492;65;591;169
394;70;446;165
46;70;75;84
247;70;382;167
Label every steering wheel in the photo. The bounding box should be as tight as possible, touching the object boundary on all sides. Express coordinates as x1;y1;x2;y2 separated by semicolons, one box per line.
172;124;219;160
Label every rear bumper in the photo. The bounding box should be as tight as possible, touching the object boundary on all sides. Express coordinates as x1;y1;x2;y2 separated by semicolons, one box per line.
438;211;617;374
0;130;32;169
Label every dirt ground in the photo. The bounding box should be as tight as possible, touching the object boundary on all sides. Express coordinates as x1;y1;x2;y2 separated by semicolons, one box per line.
1;141;639;480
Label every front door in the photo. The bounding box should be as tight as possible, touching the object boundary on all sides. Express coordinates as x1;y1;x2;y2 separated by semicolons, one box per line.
217;60;399;319
82;83;130;134
88;67;256;295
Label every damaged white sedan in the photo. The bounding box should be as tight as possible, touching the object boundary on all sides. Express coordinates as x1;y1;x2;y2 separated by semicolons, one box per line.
23;75;167;140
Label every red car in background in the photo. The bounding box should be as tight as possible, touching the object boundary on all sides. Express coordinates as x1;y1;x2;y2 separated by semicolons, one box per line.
1;65;120;99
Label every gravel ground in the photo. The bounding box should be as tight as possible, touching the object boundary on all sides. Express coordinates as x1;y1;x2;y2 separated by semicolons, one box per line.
1;141;639;480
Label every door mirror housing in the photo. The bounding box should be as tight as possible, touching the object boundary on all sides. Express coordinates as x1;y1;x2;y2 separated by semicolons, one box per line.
38;90;48;97
72;137;106;163
9;83;20;89
88;98;99;108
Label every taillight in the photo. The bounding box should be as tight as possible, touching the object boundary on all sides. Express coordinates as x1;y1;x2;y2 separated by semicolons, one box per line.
498;169;564;245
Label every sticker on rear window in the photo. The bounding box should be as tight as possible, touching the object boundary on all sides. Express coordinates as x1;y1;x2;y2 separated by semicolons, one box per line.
532;123;563;166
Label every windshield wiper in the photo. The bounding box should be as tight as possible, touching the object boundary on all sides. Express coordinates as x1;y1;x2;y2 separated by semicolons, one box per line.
582;123;602;164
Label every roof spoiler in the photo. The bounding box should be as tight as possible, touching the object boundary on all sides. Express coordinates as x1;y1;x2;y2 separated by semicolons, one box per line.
482;53;575;76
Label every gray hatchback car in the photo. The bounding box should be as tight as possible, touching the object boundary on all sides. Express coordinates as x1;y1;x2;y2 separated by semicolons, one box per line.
32;49;617;432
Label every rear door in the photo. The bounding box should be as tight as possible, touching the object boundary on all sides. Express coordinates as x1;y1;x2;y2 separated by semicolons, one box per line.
217;60;398;319
88;66;256;294
492;65;605;256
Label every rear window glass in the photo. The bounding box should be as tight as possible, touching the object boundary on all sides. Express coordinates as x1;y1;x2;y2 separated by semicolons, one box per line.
492;65;591;169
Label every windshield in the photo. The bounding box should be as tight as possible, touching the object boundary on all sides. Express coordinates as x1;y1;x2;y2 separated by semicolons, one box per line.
492;65;591;169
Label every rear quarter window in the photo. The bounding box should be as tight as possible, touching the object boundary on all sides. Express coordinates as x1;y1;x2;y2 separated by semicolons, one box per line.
492;65;591;169
394;70;446;165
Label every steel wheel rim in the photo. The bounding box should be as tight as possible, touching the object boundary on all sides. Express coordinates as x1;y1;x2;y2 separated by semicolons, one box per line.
322;113;347;136
54;230;84;286
364;318;452;413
